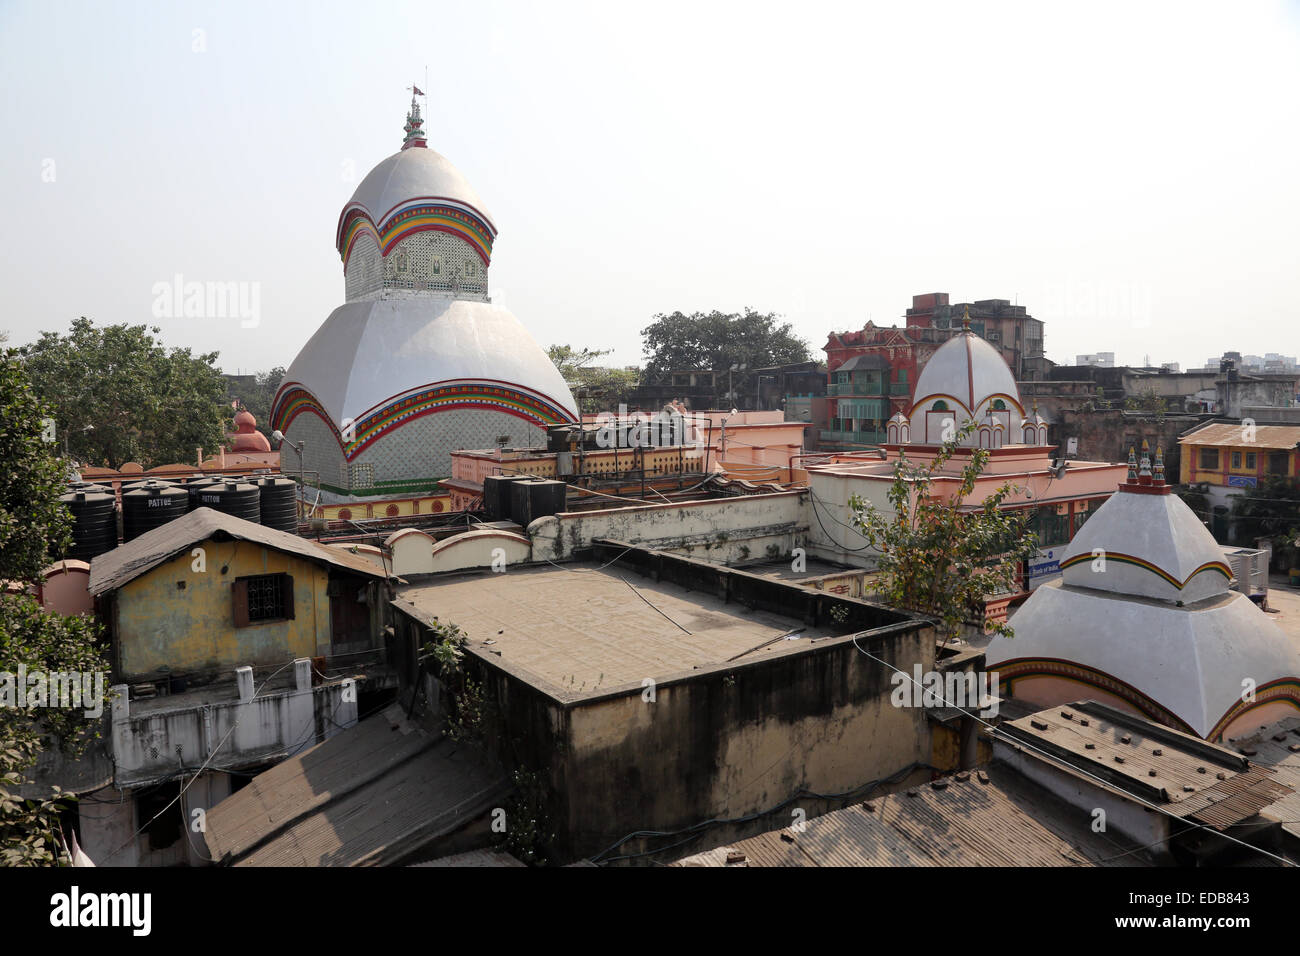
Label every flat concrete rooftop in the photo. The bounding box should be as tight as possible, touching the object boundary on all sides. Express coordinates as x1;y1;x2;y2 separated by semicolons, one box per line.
396;563;848;696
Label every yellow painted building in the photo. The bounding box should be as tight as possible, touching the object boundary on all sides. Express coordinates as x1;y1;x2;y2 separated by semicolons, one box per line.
1179;422;1300;490
90;508;390;684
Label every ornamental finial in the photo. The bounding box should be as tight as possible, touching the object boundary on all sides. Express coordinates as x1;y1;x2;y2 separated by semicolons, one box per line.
1127;446;1137;481
1154;446;1165;483
1139;439;1152;477
402;86;428;150
962;304;971;331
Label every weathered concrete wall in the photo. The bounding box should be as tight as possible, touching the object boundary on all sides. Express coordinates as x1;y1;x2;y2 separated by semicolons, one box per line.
406;547;934;862
529;493;807;567
1053;410;1203;482
110;676;358;788
556;625;933;859
113;539;331;680
805;470;886;567
1221;376;1299;419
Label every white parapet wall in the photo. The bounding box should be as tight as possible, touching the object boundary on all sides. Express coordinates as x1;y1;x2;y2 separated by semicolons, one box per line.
528;491;808;565
109;665;358;788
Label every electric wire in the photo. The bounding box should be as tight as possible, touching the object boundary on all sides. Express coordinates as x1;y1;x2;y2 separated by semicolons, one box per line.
99;657;300;864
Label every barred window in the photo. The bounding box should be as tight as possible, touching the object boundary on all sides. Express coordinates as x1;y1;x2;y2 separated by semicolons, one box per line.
233;573;294;626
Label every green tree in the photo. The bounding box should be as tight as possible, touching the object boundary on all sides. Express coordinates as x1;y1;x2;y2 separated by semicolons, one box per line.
0;351;73;581
19;317;231;468
849;422;1039;640
547;345;639;415
1230;476;1300;559
0;350;110;865
640;309;810;398
1123;387;1167;420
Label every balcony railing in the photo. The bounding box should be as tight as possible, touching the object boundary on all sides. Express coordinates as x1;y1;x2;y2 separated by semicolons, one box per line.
828;382;885;397
828;382;910;397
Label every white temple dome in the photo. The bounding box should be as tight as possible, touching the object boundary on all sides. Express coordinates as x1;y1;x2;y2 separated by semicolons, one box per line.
911;328;1021;420
987;458;1300;741
905;312;1025;447
273;95;577;495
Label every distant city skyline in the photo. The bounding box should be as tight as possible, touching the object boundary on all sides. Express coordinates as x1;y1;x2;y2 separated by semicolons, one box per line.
3;0;1298;379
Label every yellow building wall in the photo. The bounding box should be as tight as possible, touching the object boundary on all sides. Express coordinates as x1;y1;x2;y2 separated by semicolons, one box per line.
115;539;332;680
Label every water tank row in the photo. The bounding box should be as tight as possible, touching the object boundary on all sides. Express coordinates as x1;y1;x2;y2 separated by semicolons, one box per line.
59;474;302;560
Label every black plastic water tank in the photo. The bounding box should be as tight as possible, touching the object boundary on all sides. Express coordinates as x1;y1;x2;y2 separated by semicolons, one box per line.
483;474;529;521
546;426;572;453
255;477;299;533
121;477;180;492
122;483;190;541
65;480;111;499
190;480;261;524
185;476;227;511
528;479;568;520
510;479;566;526
59;489;118;560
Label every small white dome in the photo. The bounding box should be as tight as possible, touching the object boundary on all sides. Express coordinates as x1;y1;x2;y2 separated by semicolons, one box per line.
905;328;1023;446
912;330;1020;418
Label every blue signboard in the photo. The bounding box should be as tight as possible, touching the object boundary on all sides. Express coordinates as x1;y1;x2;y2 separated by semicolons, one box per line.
1028;548;1062;589
1227;474;1258;488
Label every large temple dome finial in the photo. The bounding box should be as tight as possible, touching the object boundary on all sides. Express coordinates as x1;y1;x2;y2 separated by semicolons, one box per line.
402;86;427;150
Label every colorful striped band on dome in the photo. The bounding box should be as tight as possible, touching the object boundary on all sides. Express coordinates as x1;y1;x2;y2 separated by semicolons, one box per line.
1058;551;1232;590
273;380;576;462
338;198;496;268
1207;678;1300;741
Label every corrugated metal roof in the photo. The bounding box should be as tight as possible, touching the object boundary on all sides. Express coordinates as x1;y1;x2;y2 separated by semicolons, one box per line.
996;701;1292;828
89;507;389;595
1224;717;1300;841
671;770;1145;867
203;706;510;867
1179;423;1300;449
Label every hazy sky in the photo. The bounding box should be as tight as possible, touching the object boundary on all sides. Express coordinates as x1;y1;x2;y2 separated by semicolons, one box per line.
2;0;1298;376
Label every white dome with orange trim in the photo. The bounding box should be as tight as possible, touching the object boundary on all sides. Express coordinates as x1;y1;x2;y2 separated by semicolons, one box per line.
906;311;1025;447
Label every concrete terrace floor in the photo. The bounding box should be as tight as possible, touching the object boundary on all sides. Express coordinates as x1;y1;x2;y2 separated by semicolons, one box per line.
1264;582;1300;641
397;563;846;696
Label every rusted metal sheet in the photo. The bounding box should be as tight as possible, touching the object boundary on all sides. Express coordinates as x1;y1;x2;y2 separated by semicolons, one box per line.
671;770;1139;867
